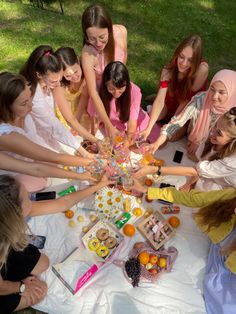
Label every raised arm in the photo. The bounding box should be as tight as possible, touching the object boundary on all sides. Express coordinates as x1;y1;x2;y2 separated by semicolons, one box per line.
0;133;92;167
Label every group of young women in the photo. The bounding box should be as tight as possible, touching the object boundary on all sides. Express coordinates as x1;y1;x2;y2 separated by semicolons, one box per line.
0;3;236;314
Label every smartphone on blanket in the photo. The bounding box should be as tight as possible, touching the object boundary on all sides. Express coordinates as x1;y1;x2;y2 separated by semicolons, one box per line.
29;235;46;249
30;191;56;201
173;150;183;164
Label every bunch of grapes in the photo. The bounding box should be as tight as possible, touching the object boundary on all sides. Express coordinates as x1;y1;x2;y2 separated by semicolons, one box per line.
125;258;141;287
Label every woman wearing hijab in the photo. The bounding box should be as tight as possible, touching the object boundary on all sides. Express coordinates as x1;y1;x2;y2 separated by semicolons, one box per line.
149;69;236;160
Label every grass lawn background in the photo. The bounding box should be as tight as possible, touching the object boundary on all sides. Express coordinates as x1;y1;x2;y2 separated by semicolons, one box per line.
1;0;236;103
0;1;236;313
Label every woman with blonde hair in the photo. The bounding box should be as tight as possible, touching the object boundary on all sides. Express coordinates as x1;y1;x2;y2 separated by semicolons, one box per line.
195;197;236;313
132;180;236;314
81;4;127;137
0;172;112;312
0;176;48;313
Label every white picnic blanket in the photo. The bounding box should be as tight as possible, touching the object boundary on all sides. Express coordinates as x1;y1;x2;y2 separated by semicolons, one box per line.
29;139;209;314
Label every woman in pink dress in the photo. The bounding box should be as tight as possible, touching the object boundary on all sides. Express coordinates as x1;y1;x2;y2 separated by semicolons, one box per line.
99;61;160;145
81;4;127;138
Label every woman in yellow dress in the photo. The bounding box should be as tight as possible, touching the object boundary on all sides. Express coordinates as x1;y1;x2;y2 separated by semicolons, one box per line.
54;47;99;149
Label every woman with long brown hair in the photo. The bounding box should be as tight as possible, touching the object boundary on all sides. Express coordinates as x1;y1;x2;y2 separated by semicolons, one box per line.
99;61;160;144
143;34;208;141
81;4;127;137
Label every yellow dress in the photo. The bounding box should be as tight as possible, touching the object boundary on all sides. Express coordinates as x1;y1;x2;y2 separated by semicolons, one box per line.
55;79;89;130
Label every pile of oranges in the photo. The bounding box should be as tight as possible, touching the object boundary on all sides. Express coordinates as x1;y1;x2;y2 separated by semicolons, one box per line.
138;250;167;274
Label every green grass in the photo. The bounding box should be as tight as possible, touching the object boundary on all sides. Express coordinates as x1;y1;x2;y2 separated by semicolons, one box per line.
1;0;236;102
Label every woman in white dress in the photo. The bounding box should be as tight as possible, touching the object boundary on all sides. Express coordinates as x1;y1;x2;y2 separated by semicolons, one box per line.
0;72;94;192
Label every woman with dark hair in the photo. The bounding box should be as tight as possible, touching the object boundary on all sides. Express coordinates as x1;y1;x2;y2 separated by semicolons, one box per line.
0;72;95;192
81;4;127;137
54;47;98;145
20;45;91;158
143;34;208;141
100;62;160;145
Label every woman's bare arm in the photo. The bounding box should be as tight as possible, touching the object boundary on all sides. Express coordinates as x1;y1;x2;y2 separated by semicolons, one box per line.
0;133;92;166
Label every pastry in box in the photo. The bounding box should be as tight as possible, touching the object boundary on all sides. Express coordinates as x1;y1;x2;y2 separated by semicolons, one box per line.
136;210;175;250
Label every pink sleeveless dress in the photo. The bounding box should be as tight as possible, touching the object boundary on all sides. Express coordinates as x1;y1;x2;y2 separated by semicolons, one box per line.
87;26;126;117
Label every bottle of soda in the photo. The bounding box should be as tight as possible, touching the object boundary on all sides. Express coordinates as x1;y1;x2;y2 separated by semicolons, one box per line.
58;185;76;197
115;212;131;229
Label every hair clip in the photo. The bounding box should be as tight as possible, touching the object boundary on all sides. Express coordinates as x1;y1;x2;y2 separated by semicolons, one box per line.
43;50;52;57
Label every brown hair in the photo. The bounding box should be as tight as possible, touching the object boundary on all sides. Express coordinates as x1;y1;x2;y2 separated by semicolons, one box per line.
100;61;131;122
166;34;203;100
20;45;62;95
0;175;29;270
81;4;114;64
0;72;26;123
195;197;236;231
201;109;236;160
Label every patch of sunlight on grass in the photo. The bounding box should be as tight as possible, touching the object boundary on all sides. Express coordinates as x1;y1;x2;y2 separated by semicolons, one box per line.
198;0;214;10
145;42;164;53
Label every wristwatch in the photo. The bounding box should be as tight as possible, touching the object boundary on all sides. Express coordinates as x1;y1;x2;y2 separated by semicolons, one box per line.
19;281;26;294
157;166;162;176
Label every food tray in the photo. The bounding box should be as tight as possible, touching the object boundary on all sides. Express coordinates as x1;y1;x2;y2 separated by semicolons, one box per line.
82;220;124;262
136;210;175;250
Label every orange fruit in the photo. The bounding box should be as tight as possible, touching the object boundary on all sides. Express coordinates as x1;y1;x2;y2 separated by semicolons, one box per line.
123;224;136;237
65;209;74;219
144;178;153;187
153;159;164;167
133;207;143;217
168;216;180;228
158;257;167;268
114;135;124;143
138;251;150;265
